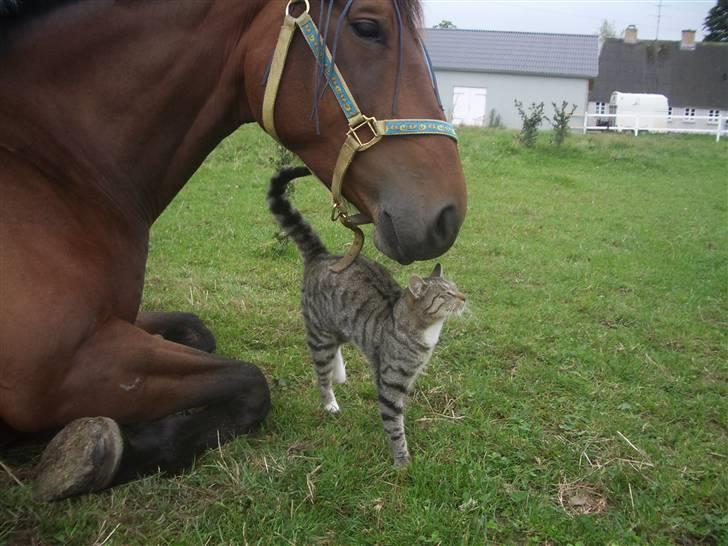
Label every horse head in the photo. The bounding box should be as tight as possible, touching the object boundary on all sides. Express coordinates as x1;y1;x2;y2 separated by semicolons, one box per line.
246;0;467;265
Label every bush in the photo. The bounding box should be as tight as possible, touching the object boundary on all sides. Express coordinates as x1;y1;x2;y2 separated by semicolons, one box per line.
548;101;578;146
488;108;504;129
514;100;545;147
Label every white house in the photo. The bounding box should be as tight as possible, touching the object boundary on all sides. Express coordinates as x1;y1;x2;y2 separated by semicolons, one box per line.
589;27;728;131
422;28;600;129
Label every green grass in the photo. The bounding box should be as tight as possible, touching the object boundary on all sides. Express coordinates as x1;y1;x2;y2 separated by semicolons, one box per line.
2;128;726;545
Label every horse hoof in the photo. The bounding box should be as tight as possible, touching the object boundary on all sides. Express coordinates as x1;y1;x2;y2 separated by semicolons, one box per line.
33;417;123;502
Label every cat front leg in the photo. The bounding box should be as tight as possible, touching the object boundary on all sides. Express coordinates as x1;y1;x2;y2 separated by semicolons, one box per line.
378;391;410;466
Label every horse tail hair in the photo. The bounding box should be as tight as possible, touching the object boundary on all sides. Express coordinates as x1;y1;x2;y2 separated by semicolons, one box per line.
268;166;328;261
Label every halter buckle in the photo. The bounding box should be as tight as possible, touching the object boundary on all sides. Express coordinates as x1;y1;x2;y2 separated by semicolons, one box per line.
348;115;381;151
331;201;347;222
285;0;310;17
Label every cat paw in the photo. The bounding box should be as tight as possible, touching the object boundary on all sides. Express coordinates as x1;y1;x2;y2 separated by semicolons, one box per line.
393;454;411;467
324;400;340;413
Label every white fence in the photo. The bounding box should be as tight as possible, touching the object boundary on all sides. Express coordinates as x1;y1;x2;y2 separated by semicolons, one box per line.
577;113;727;142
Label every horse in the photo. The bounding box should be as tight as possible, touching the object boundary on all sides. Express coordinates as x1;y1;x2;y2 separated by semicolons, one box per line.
0;0;467;500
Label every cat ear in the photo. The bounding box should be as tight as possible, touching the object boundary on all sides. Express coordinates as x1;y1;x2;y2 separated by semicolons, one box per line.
408;275;425;298
430;263;442;278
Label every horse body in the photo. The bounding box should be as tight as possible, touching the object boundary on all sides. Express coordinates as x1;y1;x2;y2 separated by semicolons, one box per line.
0;0;466;495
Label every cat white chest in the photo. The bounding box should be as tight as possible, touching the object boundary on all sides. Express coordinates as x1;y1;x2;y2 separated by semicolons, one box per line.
422;319;445;347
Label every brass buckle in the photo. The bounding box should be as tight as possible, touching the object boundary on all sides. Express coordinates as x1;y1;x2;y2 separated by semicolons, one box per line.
286;0;310;16
331;201;347;222
347;115;381;151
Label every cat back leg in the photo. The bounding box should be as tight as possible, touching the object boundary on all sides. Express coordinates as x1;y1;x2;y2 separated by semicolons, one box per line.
306;331;342;413
331;347;346;384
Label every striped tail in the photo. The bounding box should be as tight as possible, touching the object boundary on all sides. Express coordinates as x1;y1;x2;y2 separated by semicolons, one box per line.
268;166;327;261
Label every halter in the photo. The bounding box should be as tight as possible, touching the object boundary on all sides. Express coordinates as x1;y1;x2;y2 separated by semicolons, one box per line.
263;0;458;271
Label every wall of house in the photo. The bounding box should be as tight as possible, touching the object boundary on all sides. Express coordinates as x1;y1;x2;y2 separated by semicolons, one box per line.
434;70;590;129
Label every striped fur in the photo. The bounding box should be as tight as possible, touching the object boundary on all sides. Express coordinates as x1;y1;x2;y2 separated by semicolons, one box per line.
269;167;465;466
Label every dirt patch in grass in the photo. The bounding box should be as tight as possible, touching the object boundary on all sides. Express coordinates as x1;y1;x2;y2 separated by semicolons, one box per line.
557;479;608;516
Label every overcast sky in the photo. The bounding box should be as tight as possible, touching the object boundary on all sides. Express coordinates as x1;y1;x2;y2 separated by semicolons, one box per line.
421;0;716;41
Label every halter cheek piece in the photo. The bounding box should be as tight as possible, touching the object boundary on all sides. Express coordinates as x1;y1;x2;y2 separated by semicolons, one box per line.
263;0;458;271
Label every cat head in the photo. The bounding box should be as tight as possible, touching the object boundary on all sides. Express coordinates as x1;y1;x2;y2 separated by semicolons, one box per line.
407;264;466;321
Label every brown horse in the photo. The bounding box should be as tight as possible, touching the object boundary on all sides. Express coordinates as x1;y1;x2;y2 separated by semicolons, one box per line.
0;0;466;499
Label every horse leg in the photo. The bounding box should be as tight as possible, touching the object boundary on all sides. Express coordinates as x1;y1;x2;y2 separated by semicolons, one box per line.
135;311;216;353
0;419;20;449
31;318;270;501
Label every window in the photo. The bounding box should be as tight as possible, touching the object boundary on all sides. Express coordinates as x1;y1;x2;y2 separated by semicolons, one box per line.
684;107;696;122
667;106;673;121
708;109;721;124
595;102;607;115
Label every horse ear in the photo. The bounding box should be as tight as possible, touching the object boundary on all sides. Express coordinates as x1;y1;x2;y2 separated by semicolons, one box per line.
408;275;425;298
430;263;442;278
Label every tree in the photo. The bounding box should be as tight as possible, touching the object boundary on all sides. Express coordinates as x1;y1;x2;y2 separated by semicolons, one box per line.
704;0;728;42
598;19;617;41
433;20;456;29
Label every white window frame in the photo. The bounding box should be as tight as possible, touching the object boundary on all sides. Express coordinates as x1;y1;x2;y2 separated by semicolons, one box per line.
683;107;696;123
667;106;673;121
595;102;607;115
707;109;720;125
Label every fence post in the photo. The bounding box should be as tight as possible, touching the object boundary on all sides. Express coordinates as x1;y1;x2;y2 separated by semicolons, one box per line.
583;112;588;135
634;115;639;137
717;114;722;143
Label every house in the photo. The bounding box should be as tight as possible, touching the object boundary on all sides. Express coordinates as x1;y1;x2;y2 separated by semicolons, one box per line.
422;28;599;129
589;27;728;131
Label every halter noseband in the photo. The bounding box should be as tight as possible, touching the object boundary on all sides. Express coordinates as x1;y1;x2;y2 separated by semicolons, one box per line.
263;0;458;271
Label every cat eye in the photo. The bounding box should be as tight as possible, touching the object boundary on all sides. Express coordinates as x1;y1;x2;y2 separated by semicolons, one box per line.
351;19;382;42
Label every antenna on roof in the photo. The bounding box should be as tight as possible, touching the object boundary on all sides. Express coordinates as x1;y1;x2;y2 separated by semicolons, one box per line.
656;0;662;40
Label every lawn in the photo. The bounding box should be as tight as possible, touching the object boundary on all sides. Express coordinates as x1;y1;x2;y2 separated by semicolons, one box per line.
1;127;726;545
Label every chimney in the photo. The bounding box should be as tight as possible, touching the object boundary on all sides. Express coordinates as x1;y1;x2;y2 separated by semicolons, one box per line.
624;25;638;44
680;29;696;50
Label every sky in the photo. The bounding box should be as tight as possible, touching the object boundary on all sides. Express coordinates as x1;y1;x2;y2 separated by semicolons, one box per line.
421;0;716;41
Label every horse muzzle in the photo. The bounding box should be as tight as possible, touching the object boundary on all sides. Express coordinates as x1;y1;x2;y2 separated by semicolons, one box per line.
373;201;463;265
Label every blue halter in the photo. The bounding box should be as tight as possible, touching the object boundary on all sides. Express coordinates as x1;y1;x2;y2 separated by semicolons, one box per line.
262;0;458;270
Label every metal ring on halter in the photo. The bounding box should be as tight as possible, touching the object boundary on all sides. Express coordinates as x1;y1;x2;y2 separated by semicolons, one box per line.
286;0;310;16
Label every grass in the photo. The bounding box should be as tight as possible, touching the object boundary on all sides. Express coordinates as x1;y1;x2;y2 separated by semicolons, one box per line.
1;127;726;545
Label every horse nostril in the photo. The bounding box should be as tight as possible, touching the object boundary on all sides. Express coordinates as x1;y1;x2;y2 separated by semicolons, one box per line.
432;204;459;246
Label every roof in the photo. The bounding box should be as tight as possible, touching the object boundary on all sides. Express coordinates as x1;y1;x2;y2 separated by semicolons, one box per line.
589;39;728;109
422;28;600;79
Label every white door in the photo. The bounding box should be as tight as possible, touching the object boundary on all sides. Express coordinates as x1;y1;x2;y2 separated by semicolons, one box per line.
452;87;487;126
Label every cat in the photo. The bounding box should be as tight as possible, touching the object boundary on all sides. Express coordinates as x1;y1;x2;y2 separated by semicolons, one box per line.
268;166;466;466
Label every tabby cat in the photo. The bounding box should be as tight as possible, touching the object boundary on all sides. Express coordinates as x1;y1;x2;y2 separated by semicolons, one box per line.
269;166;465;466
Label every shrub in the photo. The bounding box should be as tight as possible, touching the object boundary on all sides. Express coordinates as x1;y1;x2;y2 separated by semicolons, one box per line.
488;108;504;129
548;101;578;146
514;100;545;147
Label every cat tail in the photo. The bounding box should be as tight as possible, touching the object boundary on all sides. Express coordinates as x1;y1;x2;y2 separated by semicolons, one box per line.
268;166;328;261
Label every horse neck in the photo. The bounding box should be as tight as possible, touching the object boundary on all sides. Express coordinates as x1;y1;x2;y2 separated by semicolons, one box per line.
0;0;268;225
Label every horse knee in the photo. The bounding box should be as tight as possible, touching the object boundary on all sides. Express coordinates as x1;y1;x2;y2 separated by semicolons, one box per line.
163;313;216;353
227;363;271;426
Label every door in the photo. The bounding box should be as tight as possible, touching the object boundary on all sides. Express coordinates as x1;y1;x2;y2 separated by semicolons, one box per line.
452;87;487;126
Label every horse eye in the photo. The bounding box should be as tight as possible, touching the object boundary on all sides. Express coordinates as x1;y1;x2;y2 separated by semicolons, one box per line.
351;20;381;41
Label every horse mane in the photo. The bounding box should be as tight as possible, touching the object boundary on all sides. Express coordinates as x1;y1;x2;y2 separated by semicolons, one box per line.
395;0;422;29
1;0;421;24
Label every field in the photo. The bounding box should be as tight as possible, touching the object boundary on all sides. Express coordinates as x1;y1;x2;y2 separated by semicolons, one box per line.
1;127;726;545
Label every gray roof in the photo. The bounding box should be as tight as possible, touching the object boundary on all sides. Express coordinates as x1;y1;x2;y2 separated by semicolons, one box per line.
589;39;728;109
422;28;600;79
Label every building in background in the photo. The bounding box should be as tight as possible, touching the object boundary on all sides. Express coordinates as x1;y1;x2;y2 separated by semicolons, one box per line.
422;28;599;129
589;27;728;131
